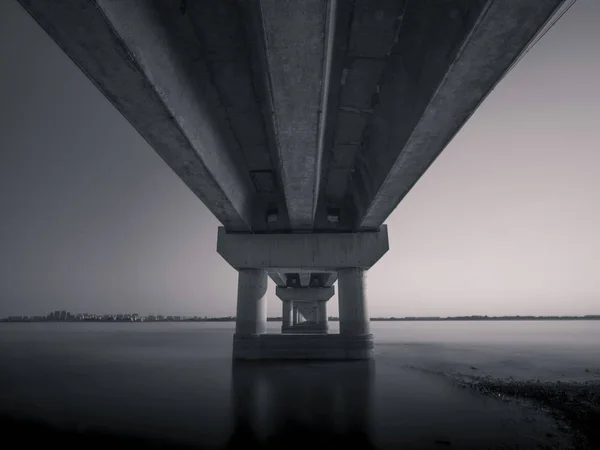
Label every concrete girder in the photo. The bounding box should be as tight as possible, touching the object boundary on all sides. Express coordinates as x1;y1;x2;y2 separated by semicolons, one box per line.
349;0;570;229
284;272;337;288
17;0;255;231
312;0;356;231
276;287;335;303
268;272;287;287
184;0;292;233
323;273;338;287
299;273;311;287
217;225;389;271
259;0;333;230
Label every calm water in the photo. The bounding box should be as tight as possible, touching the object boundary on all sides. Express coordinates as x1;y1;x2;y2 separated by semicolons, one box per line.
1;321;599;449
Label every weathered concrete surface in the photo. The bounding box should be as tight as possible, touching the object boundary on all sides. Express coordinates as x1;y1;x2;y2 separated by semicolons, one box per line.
260;0;330;230
232;334;373;360
268;272;288;287
18;0;571;361
317;301;328;325
319;0;407;218
184;0;290;232
348;0;569;229
217;225;389;271
19;0;570;236
235;269;267;336
277;286;333;334
270;272;338;288
282;298;329;334
338;268;370;336
18;0;257;231
281;299;293;331
275;286;335;302
299;273;311;287
322;273;338;287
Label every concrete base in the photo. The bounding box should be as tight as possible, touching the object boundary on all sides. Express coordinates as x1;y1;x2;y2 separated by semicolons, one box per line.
282;322;328;334
232;333;374;360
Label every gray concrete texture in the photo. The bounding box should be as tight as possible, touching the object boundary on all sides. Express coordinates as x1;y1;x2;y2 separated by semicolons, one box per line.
216;225;389;271
14;0;571;360
16;0;569;235
17;0;569;309
276;286;335;302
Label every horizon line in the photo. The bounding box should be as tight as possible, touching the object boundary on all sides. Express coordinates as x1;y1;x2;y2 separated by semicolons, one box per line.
2;313;600;321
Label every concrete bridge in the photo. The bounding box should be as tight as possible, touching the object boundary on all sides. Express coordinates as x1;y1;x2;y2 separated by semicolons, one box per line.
19;0;569;359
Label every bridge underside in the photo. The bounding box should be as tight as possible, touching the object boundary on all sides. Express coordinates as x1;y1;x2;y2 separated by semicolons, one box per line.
18;0;569;359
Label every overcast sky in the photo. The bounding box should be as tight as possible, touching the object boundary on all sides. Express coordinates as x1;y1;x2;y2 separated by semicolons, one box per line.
1;0;599;318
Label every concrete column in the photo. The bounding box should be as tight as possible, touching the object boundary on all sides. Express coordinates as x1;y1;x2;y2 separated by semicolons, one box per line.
292;305;298;325
282;300;293;329
235;269;267;336
338;268;370;335
317;301;327;325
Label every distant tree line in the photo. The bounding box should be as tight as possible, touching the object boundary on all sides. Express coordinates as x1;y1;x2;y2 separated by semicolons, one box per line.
370;315;600;321
2;314;599;323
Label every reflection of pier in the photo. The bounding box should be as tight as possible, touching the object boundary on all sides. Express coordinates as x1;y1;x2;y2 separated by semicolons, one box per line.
226;361;376;449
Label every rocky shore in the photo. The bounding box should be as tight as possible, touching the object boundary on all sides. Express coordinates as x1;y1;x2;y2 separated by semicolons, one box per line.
449;372;600;449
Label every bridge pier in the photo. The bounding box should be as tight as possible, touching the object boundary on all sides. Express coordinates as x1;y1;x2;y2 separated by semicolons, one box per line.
277;287;333;334
235;269;268;336
317;301;327;330
218;226;389;360
338;268;370;336
282;299;293;330
232;269;268;359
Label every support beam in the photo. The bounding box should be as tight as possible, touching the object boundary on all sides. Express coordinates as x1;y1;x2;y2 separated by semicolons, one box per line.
323;273;338;287
18;0;255;231
276;286;335;303
269;272;287;287
259;0;332;230
217;226;389;271
350;0;569;229
299;273;311;287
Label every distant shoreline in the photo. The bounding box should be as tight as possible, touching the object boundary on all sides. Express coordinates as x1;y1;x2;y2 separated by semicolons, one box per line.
1;315;599;323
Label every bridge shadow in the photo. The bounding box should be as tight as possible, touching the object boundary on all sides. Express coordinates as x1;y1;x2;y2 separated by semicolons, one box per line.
225;360;376;450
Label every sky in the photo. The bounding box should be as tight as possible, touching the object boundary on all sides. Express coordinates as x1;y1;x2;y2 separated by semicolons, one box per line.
1;0;599;318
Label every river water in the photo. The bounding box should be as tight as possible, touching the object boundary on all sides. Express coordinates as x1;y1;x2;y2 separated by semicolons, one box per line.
0;321;599;449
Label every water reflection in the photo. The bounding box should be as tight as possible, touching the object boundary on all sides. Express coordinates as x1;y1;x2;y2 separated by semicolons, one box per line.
226;360;376;449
